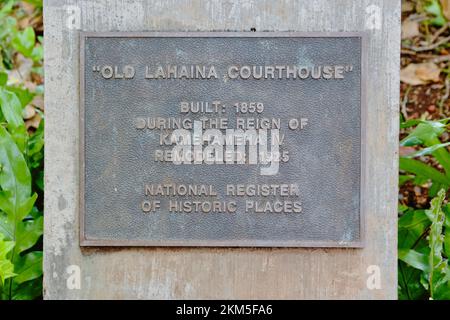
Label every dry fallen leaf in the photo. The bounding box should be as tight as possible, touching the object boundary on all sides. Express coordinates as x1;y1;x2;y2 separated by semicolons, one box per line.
415;62;441;82
25;113;41;130
400;146;416;157
22;105;36;120
20;2;36;16
18;16;32;29
31;71;44;85
400;62;441;85
402;19;420;39
31;95;44;111
31;15;43;32
441;0;450;20
402;1;414;12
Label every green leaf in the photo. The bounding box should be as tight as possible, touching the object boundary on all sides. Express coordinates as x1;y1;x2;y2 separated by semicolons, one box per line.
428;190;446;262
0;72;7;86
0;89;28;152
399;209;431;250
425;0;447;27
442;204;450;228
0;233;14;259
14;213;41;255
429;182;443;197
413;175;429;186
399;249;430;272
444;229;450;258
0;260;15;285
17;193;37;224
13;251;42;284
401;119;422;129
432;273;450;299
0;125;31;213
427;137;450;177
428;189;448;298
8;126;27;154
0;88;24;130
0;1;14;19
0;0;44;300
400;120;450;175
398;261;428;300
11;27;35;57
401;136;423;147
28;119;44;157
0;16;17;42
402;142;450;158
0;213;13;240
399;158;450;185
0;125;42;299
0;190;13;217
400;121;446;146
30;45;43;62
10;277;42;300
34;171;43;192
0;234;16;285
6;86;34;109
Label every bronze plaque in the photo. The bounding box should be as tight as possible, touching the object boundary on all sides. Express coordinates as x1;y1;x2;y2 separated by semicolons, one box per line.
80;32;365;247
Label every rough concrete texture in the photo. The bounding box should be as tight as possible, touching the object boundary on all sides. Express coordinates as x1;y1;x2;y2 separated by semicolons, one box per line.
44;0;400;299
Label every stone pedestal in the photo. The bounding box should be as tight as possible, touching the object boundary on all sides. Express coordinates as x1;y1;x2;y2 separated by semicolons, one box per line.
44;0;400;299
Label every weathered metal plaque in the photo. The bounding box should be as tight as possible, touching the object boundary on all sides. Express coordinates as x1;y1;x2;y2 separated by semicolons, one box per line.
80;32;365;247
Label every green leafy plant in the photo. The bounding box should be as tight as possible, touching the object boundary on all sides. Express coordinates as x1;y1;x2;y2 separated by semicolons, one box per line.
399;190;450;299
399;117;450;299
0;0;43;300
